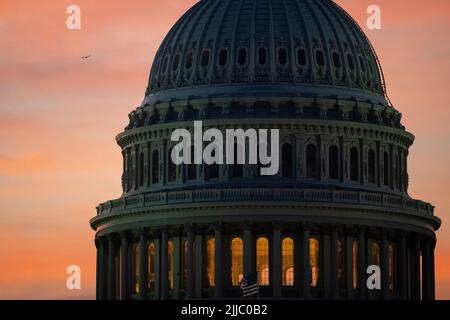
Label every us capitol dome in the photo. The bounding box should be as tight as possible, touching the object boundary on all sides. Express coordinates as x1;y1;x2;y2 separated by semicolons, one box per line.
90;0;440;300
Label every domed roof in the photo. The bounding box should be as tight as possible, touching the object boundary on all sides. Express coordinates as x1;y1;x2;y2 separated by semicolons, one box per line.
144;0;388;106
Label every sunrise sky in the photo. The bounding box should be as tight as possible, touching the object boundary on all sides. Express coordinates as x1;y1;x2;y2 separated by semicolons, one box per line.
0;0;449;299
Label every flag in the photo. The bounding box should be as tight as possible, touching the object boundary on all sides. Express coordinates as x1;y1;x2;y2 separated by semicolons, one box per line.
238;273;259;297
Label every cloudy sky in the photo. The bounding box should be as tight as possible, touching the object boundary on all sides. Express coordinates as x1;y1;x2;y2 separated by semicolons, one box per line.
0;0;449;299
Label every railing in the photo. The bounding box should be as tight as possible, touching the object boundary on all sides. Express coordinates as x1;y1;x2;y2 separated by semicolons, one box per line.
96;188;435;217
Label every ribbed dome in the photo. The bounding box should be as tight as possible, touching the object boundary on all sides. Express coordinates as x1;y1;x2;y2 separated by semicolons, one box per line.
144;0;388;105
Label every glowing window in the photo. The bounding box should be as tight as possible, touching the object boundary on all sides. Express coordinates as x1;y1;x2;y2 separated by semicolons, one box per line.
282;238;294;286
310;237;320;287
372;242;380;266
231;238;244;286
257;237;270;286
353;239;358;289
134;244;140;294
168;240;174;289
148;242;155;290
206;238;215;287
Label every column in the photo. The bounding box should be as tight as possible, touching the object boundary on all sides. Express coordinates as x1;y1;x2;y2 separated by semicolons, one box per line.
120;231;131;300
344;229;355;299
98;237;107;300
357;227;366;300
186;225;195;299
139;228;149;300
422;237;434;301
330;225;339;299
301;224;311;298
272;223;282;297
430;238;436;300
194;228;204;298
153;231;161;300
322;228;331;298
214;224;224;298
243;223;254;276
411;235;421;300
107;234;117;300
380;229;389;300
398;231;408;300
160;227;169;300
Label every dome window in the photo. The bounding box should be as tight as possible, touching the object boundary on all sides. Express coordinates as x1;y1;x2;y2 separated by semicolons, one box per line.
315;50;325;67
347;54;355;70
201;50;211;67
278;48;288;65
297;48;307;66
238;48;247;66
218;49;228;66
332;52;341;69
185;51;194;69
258;47;267;65
172;54;180;71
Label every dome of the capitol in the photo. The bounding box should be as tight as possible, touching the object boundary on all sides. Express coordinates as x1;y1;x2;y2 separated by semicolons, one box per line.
145;0;387;105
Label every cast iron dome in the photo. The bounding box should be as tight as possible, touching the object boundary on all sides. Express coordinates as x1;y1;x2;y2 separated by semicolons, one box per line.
91;0;440;301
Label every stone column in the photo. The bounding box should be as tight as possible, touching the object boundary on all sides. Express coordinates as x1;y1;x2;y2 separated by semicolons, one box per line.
107;234;117;300
430;238;436;300
411;235;421;300
160;227;169;300
398;231;408;300
243;223;254;276
186;225;195;299
301;224;311;299
344;229;355;299
272;223;282;297
98;237;107;300
357;227;367;300
422;237;435;301
380;229;389;300
139;228;149;300
120;231;131;300
214;223;224;298
330;225;339;299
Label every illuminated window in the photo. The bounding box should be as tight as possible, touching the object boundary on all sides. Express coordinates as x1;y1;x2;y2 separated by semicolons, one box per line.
389;244;396;293
310;237;320;287
148;242;155;290
338;240;344;288
206;238;215;287
168;240;174;289
282;238;294;286
231;238;244;286
134;244;140;294
353;240;357;289
306;144;317;178
350;147;359;181
372;242;380;266
257;237;270;286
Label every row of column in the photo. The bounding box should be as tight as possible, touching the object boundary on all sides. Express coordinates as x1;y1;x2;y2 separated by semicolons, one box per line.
95;224;435;300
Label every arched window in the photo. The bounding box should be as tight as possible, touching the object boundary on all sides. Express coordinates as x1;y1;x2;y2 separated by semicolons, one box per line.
187;145;196;180
347;54;355;70
282;238;294;286
372;242;380;266
238;48;247;66
133;244;140;294
152;150;159;184
310;237;320;287
232;144;243;178
172;54;180;71
201;50;210;67
282;143;294;178
139;152;144;187
168;240;174;290
185;51;194;69
148;242;155;290
230;238;244;286
350;147;359;182
315;50;325;67
338;240;344;288
218;49;228;66
388;244;396;293
383;151;389;186
329;145;339;180
332;51;341;69
368;149;376;184
206;238;215;287
207;149;219;180
297;48;307;66
397;153;401;190
258;47;267;65
168;147;176;182
393;154;398;189
278;47;288;65
353;239;358;289
182;240;188;290
306;144;318;178
257;237;270;286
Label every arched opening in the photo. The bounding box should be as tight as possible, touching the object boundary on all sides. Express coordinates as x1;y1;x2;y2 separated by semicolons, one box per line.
310;237;320;287
278;47;288;65
282;143;294;178
383;151;389;186
139;152;144;187
230;238;244;286
257;237;270;286
172;54;180;71
238;48;247;66
168;147;176;182
350;147;359;182
332;51;341;69
148;242;155;291
152;150;159;184
306;144;318;179
168;240;174;290
347;53;355;70
315;50;325;67
206;238;215;287
185;51;194;69
218;49;228;66
329;145;339;180
297;48;307;66
368;149;376;184
282;238;294;286
201;50;210;67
